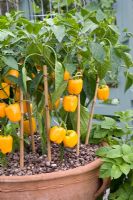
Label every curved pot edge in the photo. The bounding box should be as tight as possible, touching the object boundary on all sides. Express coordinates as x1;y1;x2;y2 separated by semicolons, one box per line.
0;158;102;183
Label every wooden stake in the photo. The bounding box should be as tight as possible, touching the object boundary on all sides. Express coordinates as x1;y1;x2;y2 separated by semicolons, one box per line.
85;76;99;145
20;89;24;168
43;65;51;161
76;94;80;156
26;101;35;153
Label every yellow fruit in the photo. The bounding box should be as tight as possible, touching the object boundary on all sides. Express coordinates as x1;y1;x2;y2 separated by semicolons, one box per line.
0;103;7;118
0;83;10;99
23;118;37;135
5;103;21;122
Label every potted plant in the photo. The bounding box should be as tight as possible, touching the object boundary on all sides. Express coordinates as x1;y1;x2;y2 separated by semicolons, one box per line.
0;1;132;199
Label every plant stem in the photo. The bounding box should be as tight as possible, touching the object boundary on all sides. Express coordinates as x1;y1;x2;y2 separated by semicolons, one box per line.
60;113;68;129
26;100;35;153
64;112;68;124
85;76;99;145
20;89;24;168
43;65;51;161
0;154;7;167
37;113;47;154
76;94;80;156
54;109;61;124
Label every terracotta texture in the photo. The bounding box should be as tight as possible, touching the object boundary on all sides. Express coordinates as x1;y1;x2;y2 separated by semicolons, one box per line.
0;158;108;200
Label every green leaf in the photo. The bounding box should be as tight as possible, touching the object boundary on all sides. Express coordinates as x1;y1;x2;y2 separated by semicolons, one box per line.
101;117;116;129
93;129;108;138
96;9;105;22
119;163;130;175
81;21;98;34
65;63;76;74
5;75;18;85
111;165;122;179
37;94;44;113
113;127;125;137
110;47;122;69
123;153;133;164
108;25;120;35
99;162;112;178
52;81;67;104
122;52;133;68
90;42;105;63
21;67;27;94
102;158;115;164
106;148;122;158
83;74;96;102
26;42;42;56
114;157;124;165
4;123;19;135
80;105;89;133
0;30;15;41
30;72;43;94
100;0;115;9
51;25;66;43
115;110;133;122
96;146;112;157
122;144;132;155
80;105;90;136
70;105;89;138
97;60;110;79
55;61;64;90
56;15;79;29
125;72;133;92
86;2;99;11
33;23;43;34
2;56;18;70
109;184;129;200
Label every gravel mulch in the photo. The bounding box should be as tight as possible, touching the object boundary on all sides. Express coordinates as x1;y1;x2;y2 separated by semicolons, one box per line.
0;135;100;176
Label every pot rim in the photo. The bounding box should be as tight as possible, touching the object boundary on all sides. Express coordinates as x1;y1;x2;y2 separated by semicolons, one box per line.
0;158;102;183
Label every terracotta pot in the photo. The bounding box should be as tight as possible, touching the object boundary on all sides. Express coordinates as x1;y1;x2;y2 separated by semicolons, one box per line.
0;158;109;200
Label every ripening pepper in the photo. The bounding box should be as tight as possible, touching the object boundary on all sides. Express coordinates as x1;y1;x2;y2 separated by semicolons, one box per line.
23;101;32;113
14;87;20;102
64;71;71;81
0;102;7;118
63;95;78;112
68;79;83;95
5;103;21;122
48;95;60;110
23;118;37;135
4;69;19;84
50;126;66;144
0;83;10;99
63;130;78;148
97;85;110;101
0;135;13;154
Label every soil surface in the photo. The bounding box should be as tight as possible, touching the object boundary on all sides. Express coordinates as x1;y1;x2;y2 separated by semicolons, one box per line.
0;135;100;176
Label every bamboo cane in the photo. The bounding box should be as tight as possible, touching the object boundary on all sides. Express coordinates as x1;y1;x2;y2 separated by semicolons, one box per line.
26;101;35;153
20;89;24;168
85;76;99;145
76;94;81;156
43;65;51;161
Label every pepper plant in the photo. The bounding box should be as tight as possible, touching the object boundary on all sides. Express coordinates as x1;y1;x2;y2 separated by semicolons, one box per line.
0;0;132;170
